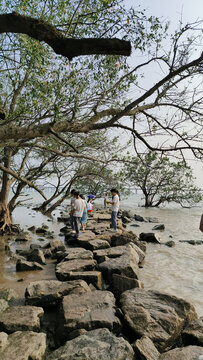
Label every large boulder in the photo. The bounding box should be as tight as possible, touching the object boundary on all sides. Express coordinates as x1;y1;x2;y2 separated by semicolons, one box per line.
133;336;160;360
159;345;203;360
88;239;110;251
0;306;44;333
182;317;203;346
56;259;97;281
47;328;134;360
111;274;144;298
94;243;139;264
55;271;103;290
98;244;139;282
0;288;19;304
16;259;44;271
59;290;121;340
25;279;90;307
120;289;197;352
93;213;111;221
63;248;93;261
0;331;46;360
139;232;162;244
66;231;96;249
0;300;8;314
27;248;46;265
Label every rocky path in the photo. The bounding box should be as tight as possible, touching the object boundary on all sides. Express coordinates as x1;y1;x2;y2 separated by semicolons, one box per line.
0;209;202;359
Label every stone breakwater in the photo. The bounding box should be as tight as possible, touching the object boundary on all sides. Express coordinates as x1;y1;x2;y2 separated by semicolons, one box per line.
0;209;202;359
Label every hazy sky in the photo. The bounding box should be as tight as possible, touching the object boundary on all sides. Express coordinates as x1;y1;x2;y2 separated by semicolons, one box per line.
125;1;203;187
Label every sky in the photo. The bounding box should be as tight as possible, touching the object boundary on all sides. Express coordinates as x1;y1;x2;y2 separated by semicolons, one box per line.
125;0;203;187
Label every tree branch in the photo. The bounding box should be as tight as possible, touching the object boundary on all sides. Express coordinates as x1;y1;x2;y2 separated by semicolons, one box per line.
0;13;131;60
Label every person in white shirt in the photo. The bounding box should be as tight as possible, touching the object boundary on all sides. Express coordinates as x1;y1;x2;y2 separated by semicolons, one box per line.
71;191;86;237
109;188;120;231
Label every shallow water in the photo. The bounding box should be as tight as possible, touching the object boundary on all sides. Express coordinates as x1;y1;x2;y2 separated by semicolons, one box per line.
0;193;202;315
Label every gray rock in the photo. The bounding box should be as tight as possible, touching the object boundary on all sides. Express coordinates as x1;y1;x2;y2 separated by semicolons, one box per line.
98;244;139;282
110;231;139;247
0;300;8;313
152;224;165;230
0;305;44;332
130;223;140;227
47;328;134;360
36;227;48;234
27;226;37;232
64;248;93;261
133;336;160;360
25;279;90;307
0;332;8;351
111;274;144;297
49;239;66;252
56;271;103;290
93;213;111;221
16;259;44;271
145;217;159;223
134;214;147;222
27;248;46;265
164;241;175;247
159;345;203;360
182;317;203;346
0;288;19;304
179;240;203;245
120;288;197;352
139;232;162;243
60;290;121;340
56;259;97;281
0;331;46;360
88;239;110;250
15;232;32;242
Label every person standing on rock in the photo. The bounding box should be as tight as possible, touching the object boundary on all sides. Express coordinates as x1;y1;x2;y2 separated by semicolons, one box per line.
71;191;86;237
109;188;120;232
80;194;88;231
68;189;76;233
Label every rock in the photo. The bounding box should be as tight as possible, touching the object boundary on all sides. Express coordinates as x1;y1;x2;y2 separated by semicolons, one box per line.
145;217;159;223
93;213;111;221
15;232;32;242
122;216;132;224
16;259;44;271
94;242;142;264
182;317;203;346
111;274;144;297
27;225;37;232
0;332;8;351
130;223;140;227
159;345;203;360
56;259;97;281
64;248;93;261
48;328;134;360
89;222;111;233
133;336;160;360
179;240;203;245
0;305;44;332
49;239;66;252
152;224;165;230
122;210;133;218
65;231;96;249
139;232;162;243
59;226;69;233
25;279;90;307
120;288;197;352
0;288;19;304
164;240;175;247
0;331;46;360
27;248;46;265
0;300;8;313
59;290;121;341
56;271;103;290
111;231;139;247
36;227;48;234
134;214;147;222
98;244;139;282
88;239;110;250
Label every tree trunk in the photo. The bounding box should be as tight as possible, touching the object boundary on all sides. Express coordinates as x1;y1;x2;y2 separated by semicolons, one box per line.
144;195;152;207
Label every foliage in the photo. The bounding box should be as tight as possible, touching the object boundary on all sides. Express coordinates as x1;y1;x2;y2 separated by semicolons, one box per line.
121;152;202;207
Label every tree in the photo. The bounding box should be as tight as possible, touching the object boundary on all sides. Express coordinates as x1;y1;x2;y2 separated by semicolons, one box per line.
0;0;202;232
122;152;202;207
